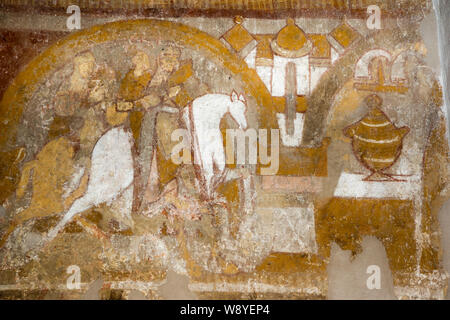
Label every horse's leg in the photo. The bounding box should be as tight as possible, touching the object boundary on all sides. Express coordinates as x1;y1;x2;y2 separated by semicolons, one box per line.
110;184;134;230
198;142;217;200
189;121;209;201
212;141;226;191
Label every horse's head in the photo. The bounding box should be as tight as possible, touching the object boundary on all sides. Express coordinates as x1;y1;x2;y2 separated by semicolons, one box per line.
229;90;248;130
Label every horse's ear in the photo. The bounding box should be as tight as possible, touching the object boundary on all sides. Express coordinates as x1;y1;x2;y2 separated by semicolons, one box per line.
238;94;246;104
231;90;238;102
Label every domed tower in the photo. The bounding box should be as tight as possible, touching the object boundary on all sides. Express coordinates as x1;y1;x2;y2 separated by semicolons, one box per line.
271;18;312;97
270;19;312;145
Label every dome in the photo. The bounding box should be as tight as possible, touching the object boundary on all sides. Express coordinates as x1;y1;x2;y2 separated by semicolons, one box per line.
271;18;312;58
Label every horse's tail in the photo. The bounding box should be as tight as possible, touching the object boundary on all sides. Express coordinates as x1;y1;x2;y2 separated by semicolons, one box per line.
46;210;73;243
46;191;94;241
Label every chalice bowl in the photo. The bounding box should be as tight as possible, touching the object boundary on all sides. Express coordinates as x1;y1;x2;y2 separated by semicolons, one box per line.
344;95;410;181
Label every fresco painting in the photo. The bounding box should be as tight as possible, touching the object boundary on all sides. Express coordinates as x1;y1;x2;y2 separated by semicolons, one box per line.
0;0;448;300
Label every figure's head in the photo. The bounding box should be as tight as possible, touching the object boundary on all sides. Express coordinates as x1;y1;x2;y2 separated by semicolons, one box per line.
88;66;116;104
412;66;441;106
132;50;155;74
229;90;248;130
73;51;96;79
158;45;181;74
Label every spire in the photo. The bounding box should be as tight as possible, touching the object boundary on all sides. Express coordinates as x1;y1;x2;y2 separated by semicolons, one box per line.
328;18;360;54
221;16;257;58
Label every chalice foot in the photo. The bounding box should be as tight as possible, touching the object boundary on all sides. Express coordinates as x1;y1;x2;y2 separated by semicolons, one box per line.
363;171;400;182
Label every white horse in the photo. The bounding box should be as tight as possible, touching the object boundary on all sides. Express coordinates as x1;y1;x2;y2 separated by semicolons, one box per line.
183;90;248;200
47;126;134;241
45;91;247;242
